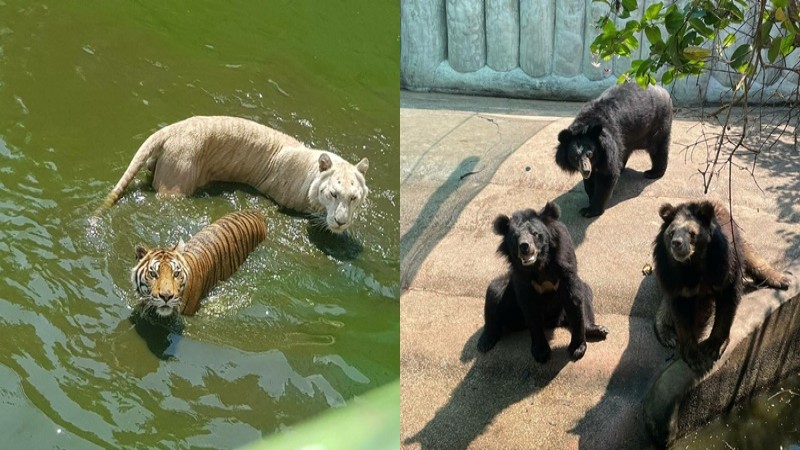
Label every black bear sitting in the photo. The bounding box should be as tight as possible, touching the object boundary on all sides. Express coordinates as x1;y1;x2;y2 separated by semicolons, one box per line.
653;200;790;374
477;202;608;362
555;82;673;217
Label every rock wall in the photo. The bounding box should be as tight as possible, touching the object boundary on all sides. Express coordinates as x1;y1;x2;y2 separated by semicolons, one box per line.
400;0;798;105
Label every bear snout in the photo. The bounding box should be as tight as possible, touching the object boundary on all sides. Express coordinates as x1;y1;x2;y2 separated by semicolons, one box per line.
579;157;592;179
669;238;692;261
518;241;538;265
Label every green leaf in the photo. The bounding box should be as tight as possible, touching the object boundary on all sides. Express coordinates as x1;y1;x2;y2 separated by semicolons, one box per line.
768;36;781;62
621;0;638;12
722;33;736;48
760;21;773;41
662;68;675;85
602;18;616;34
625;20;640;31
644;2;663;21
665;8;685;34
773;0;787;8
781;34;796;56
624;33;640;49
730;43;752;70
689;17;713;38
645;25;663;44
683;46;712;60
728;5;745;22
730;43;751;60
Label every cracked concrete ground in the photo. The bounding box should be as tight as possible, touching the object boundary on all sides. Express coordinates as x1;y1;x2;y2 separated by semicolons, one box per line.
399;91;800;450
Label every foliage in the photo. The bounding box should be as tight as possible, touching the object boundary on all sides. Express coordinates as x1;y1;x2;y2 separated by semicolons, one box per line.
590;0;800;89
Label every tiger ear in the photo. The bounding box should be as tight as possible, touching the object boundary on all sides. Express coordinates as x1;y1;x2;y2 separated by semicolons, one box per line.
176;239;186;253
356;157;369;175
135;243;149;261
319;153;333;172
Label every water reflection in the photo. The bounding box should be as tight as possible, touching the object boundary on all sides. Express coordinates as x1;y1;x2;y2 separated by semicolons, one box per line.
0;0;399;447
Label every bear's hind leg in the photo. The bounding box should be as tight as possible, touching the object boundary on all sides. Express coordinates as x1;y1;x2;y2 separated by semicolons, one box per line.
477;277;509;353
644;135;669;179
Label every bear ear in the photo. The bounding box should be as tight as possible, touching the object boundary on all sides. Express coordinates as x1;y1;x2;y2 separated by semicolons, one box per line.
587;124;603;139
658;203;677;222
557;129;573;144
135;243;149;261
493;214;510;236
540;201;561;220
696;201;717;225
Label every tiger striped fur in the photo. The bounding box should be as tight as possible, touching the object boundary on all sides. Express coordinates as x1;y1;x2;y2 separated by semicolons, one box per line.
132;210;267;317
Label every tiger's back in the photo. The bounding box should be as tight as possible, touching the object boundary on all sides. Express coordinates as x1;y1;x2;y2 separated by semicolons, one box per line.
181;210;268;314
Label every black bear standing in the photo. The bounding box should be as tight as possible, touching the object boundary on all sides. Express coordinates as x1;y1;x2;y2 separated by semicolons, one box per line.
478;202;608;363
653;200;790;374
555;82;673;217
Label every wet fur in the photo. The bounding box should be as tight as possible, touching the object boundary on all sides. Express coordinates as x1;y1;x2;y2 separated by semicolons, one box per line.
555;83;673;217
477;202;608;363
653;201;790;374
133;210;267;316
97;116;369;233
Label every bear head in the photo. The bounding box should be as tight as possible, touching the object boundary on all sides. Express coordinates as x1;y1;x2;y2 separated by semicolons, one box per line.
493;202;561;268
555;125;602;179
658;201;717;263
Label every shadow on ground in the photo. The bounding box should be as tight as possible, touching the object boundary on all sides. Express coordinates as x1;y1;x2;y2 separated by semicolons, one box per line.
572;275;670;450
404;331;571;450
400;156;479;288
552;168;660;250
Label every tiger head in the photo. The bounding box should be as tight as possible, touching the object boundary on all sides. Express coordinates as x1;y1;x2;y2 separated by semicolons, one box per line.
132;241;189;317
309;153;369;234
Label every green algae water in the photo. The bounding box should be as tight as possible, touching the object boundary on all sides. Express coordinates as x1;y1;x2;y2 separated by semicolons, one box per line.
673;372;800;450
0;1;399;448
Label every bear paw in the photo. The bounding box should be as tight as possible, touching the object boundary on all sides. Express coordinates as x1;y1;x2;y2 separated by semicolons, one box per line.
586;325;609;341
580;207;604;218
477;332;499;353
682;342;721;375
644;169;666;179
569;341;587;361
654;320;677;348
531;343;551;363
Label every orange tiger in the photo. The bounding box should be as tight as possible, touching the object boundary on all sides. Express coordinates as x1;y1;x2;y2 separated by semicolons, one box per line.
132;210;267;317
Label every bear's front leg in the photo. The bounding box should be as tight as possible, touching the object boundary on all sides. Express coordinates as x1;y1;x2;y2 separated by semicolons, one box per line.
654;295;677;348
581;173;618;217
561;281;588;360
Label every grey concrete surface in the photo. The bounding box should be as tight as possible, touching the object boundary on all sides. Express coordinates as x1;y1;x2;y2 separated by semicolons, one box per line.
400;91;800;449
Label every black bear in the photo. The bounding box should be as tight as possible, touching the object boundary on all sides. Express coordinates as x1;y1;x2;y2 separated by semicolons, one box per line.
653;200;790;374
555;82;673;217
477;202;608;362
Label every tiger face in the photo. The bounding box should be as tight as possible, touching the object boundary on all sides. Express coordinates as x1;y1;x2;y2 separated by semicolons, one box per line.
132;241;189;317
310;153;369;234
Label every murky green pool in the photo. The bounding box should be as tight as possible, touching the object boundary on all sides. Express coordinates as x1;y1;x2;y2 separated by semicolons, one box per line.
0;1;399;447
674;371;800;449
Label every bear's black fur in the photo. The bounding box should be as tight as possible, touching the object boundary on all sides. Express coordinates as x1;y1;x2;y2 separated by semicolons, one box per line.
555;82;673;217
477;202;608;362
653;200;790;374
